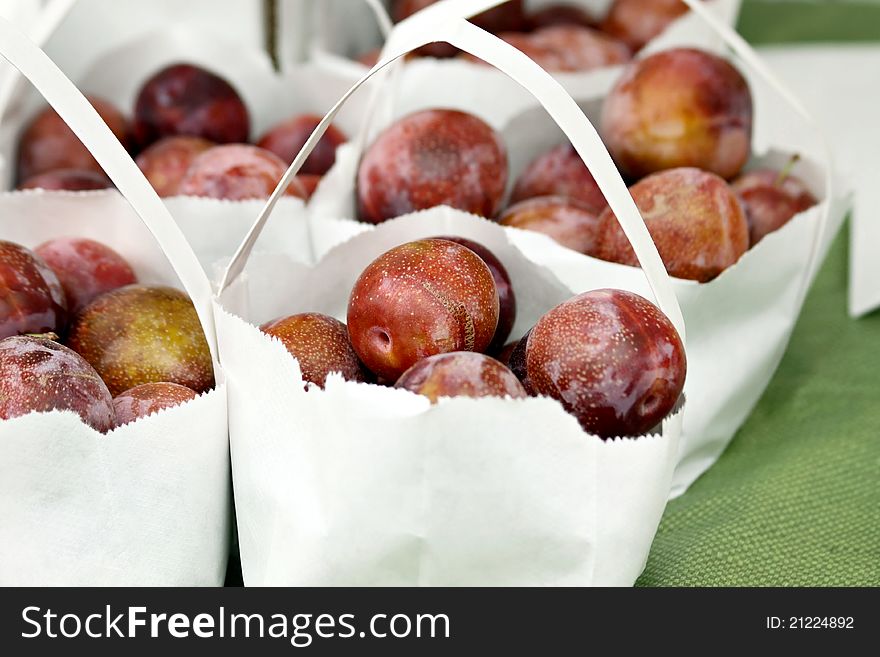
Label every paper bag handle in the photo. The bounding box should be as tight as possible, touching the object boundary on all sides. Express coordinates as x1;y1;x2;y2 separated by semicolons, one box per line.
0;16;220;372
220;17;686;341
0;0;76;120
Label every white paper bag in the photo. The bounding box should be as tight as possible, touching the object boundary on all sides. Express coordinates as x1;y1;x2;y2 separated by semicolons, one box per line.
217;14;688;586
304;0;850;497
0;18;230;586
289;0;741;126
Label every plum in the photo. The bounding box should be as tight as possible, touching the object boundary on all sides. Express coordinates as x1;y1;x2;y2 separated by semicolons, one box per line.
256;114;347;175
67;285;214;396
0;240;67;339
35;238;137;313
395;352;526;403
17;96;128;182
357;109;507;223
392;0;527;58
261;312;368;389
519;25;630;72
135;135;215;197
494;340;520;367
0;335;115;432
595;167;749;282
433;236;516;352
522;289;685;437
177;144;302;201
113;382;198;426
731;166;818;246
17;169;112;192
602;0;688;51
500;196;603;254
510;143;606;214
132;63;250;148
601;48;753;180
529;4;597;30
348;238;499;381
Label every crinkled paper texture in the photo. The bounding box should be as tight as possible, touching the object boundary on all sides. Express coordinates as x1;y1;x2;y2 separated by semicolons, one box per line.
217;209;682;586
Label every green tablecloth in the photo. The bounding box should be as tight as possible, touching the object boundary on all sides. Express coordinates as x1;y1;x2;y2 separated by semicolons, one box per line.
638;1;880;587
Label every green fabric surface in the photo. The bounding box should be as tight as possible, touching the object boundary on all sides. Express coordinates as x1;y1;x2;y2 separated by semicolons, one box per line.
638;1;880;587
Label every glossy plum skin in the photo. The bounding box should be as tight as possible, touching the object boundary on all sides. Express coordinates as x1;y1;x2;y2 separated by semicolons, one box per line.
348;239;499;382
524;289;685;438
17;169;112;191
601;48;753;180
602;0;688;51
595;167;749;282
67;285;214;397
731;168;818;246
510;143;606;214
177;144;301;201
357;109;508;224
135;136;215;197
256;114;347;175
132;63;250;148
500;196;603;254
17;96;128;182
261;313;368;389
395;352;526;403
113;382;198;426
434;236;516;352
0;241;67;339
35;238;137;314
0;336;115;432
528;4;597;30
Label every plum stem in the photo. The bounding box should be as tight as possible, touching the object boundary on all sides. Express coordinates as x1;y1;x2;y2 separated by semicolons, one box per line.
24;332;60;342
775;154;801;187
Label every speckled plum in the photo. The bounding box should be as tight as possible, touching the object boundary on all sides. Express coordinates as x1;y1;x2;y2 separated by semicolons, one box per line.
347;239;499;382
395;352;526;403
510;143;606;214
357;109;508;223
261;312;368;389
113;382;198;426
67;285;213;396
256;114;347;175
35;238;137;313
17;96;128;182
177;144;299;201
601;0;688;51
595;167;749;282
17;169;112;191
524;289;685;438
132;63;250;148
0;240;67;339
135;135;215;197
433;236;516;352
731;168;818;246
0;336;115;432
601;48;753;180
500;196;603;254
